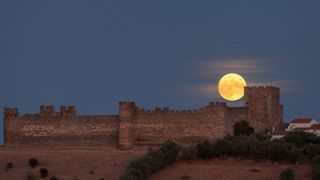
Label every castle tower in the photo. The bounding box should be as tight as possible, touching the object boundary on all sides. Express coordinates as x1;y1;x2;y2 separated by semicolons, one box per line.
118;101;135;149
245;86;283;133
3;108;20;146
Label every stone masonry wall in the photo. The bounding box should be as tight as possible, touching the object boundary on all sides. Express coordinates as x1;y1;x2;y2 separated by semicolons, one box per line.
245;86;283;133
4;107;119;147
3;86;283;147
119;102;249;146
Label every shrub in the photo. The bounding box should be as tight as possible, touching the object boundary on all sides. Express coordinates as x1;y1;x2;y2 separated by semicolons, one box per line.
39;168;48;178
255;133;271;141
312;155;320;165
279;168;294;180
284;131;319;147
128;157;152;177
231;136;249;157
50;177;58;180
249;140;270;160
26;171;36;180
121;140;181;180
215;138;233;156
160;140;181;165
233;121;254;136
6;162;13;169
28;158;39;168
312;167;320;180
120;168;144;180
269;142;290;162
180;146;197;160
4;162;13;172
304;144;320;159
196;140;215;159
289;147;301;163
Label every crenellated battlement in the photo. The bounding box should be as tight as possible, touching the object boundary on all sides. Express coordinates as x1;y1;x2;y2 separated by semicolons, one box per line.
39;105;76;117
133;102;227;115
3;108;19;119
245;86;280;92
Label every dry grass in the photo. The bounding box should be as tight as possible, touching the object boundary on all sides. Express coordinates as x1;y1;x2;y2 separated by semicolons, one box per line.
0;146;313;180
0;146;147;180
150;158;312;180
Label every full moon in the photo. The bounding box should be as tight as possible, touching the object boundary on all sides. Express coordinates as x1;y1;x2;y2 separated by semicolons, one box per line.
218;73;247;101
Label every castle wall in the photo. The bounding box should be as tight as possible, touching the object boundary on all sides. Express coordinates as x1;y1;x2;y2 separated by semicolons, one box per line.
123;102;232;145
3;86;283;147
225;107;249;134
4;108;119;147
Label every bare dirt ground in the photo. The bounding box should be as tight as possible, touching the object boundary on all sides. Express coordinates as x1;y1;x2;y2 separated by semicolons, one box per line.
151;158;312;180
0;146;148;180
0;146;313;180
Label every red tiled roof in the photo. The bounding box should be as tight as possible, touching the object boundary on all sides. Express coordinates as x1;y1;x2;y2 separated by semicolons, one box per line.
272;123;289;135
291;118;314;124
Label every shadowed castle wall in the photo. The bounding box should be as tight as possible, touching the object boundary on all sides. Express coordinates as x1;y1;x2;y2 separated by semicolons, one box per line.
4;107;119;147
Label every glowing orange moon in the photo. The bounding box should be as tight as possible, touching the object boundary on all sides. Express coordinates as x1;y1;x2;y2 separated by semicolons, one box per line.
218;73;246;101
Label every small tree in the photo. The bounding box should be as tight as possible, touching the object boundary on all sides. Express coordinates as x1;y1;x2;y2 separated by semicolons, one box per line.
196;140;215;159
233;121;254;136
28;158;39;168
279;168;295;180
39;168;49;178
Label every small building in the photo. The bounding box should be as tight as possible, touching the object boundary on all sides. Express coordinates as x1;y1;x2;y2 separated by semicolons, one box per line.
305;124;320;136
271;123;289;140
286;118;318;131
272;118;319;139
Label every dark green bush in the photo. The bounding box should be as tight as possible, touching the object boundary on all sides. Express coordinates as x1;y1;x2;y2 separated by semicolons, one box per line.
233;120;254;136
312;155;320;165
196;140;215;159
180;146;197;160
28;158;39;168
50;177;58;180
304;144;320;159
279;168;294;180
255;133;272;141
269;142;290;162
26;171;36;180
312;167;320;180
6;162;13;169
121;140;180;180
215;138;233;156
120;168;144;180
230;136;249;157
284;131;320;147
39;168;48;178
4;162;13;172
289;147;301;163
160;140;181;165
249;140;270;160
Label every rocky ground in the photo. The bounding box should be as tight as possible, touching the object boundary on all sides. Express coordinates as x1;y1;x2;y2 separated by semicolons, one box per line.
0;146;313;180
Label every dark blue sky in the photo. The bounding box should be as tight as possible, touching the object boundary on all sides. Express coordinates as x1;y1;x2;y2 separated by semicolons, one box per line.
1;1;320;144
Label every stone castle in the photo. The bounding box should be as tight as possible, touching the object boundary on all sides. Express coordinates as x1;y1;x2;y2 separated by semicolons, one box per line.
3;86;283;148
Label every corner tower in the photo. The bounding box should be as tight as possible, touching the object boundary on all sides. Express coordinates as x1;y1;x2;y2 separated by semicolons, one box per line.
245;86;283;133
118;101;135;149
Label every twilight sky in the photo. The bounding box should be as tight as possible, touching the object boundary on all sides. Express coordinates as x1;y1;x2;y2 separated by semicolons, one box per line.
1;1;320;144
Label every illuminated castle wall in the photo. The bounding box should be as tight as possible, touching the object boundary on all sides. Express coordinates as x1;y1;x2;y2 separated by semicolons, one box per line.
3;86;283;148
